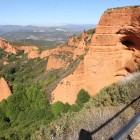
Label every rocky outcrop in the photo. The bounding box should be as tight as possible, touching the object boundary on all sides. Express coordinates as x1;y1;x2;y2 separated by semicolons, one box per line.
0;78;12;102
5;45;18;54
28;33;91;59
17;46;38;54
46;53;74;71
0;40;9;48
51;6;140;105
28;49;55;59
46;35;91;71
28;50;40;59
40;49;55;59
0;39;38;54
46;55;67;70
3;61;9;65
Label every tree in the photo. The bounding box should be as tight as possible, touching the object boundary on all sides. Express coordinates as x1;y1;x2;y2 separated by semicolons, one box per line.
5;67;16;74
51;101;65;116
64;102;70;113
5;74;14;82
17;50;24;56
76;89;90;106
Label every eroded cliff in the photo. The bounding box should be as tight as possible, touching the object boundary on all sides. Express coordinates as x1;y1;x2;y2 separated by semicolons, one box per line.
1;6;140;105
0;40;38;54
51;6;140;105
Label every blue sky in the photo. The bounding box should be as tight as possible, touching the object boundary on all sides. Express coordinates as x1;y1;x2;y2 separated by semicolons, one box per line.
0;0;140;26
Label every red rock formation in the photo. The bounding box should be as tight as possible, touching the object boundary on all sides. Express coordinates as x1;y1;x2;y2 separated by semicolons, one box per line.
28;49;55;59
0;78;12;102
28;50;40;59
18;46;38;54
40;49;55;59
46;53;73;70
0;39;9;48
5;45;18;54
46;55;67;70
51;6;140;105
3;61;9;65
28;33;90;59
0;39;38;54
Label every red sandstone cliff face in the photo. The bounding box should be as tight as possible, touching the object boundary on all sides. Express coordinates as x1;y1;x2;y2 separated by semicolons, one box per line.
46;35;90;70
17;46;38;54
28;33;90;59
0;78;12;102
51;6;140;105
28;34;91;70
0;39;38;54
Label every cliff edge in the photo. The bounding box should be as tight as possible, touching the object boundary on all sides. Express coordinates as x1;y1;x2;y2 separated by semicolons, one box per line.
51;6;140;104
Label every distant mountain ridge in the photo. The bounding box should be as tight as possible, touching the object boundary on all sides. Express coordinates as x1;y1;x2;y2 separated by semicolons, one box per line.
0;24;97;35
0;24;97;42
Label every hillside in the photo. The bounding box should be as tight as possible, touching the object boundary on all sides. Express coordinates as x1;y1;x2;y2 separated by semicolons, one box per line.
0;5;140;140
9;39;60;48
0;31;75;43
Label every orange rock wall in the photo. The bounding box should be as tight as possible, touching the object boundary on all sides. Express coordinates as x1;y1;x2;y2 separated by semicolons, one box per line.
47;55;67;70
28;34;90;59
18;46;38;54
51;6;140;105
0;78;12;102
28;51;40;59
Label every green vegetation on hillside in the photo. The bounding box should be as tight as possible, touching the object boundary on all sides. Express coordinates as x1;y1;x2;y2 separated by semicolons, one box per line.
15;39;61;48
32;73;140;140
9;39;61;53
0;48;89;139
0;48;7;59
9;41;30;46
85;28;96;35
1;44;140;139
0;81;90;139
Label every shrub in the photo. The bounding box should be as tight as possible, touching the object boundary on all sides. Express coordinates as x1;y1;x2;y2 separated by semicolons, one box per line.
17;50;24;56
5;67;16;74
5;74;14;82
51;101;65;116
0;74;4;78
7;54;17;62
64;102;70;113
76;89;90;106
85;28;96;35
69;104;81;112
0;66;2;71
0;48;7;59
80;55;84;60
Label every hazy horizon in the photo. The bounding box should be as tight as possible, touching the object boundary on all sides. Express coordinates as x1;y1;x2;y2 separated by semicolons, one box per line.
0;23;97;27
